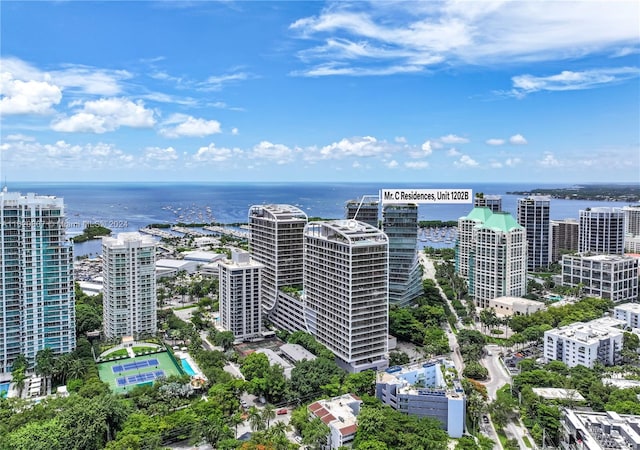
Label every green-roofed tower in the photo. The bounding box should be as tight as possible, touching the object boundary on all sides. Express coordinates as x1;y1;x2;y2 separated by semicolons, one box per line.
456;207;494;278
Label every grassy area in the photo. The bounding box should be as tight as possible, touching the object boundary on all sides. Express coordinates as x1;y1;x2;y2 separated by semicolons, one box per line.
97;352;183;394
522;436;533;448
496;428;509;448
105;348;129;358
133;346;158;354
173;304;197;311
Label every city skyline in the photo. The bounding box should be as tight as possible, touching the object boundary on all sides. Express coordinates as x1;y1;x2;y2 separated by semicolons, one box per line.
1;1;639;183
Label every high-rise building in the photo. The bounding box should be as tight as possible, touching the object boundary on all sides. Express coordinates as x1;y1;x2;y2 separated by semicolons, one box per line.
561;254;638;303
0;190;75;372
382;204;422;306
517;196;551;270
304;220;389;372
219;250;263;342
579;207;625;255
473;194;502;212
248;204;307;330
345;196;379;228
102;232;157;339
471;212;528;308
456;207;493;278
551;219;579;263
623;205;640;236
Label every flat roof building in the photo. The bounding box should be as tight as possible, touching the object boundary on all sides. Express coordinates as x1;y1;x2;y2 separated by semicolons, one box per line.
518;195;551;270
614;302;640;329
473;194;502;212
345;195;379;228
376;359;465;438
551;218;579;263
280;343;317;363
102;233;157;339
561;409;640;450
488;296;545;317
579;207;625;255
308;393;362;449
304;220;389;373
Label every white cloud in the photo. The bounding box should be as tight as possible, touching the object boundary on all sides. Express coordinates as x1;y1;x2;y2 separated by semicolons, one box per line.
251;141;296;164
6;133;36;142
440;134;469;144
319;136;390;159
405;161;429;169
199;71;250;91
505;158;521;167
454;154;479;167
289;2;639;76
510;67;640;97
395;136;407;143
509;134;527;145
0;72;62;115
421;140;433;155
51;98;156;133
447;148;461;157
386;160;398;168
231;127;239;135
144;146;178;161
159;114;222;138
490;161;503;168
194;143;239;162
486;138;505;146
539;152;561;167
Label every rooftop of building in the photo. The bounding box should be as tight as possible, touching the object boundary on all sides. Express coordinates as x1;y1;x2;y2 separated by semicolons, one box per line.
308;393;362;435
249;204;307;221
531;388;585;401
580;206;624;214
103;232;157;247
490;296;545;307
547;320;624;343
305;220;388;245
551;218;579;224
518;195;551;202
479;211;523;233
0;190;64;207
279;343;317;362
563;409;640;449
460;206;493;223
377;359;464;399
614;302;640;313
181;250;226;262
564;253;637;262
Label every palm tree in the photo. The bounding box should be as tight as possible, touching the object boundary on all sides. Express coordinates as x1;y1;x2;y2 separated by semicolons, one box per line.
11;367;26;398
226;411;244;439
262;403;276;429
36;348;55;394
67;359;86;381
248;406;266;432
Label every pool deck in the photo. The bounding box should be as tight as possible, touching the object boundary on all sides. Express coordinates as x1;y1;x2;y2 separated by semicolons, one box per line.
175;351;206;381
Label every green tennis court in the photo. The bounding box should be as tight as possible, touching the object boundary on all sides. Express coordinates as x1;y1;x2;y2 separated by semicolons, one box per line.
98;352;183;394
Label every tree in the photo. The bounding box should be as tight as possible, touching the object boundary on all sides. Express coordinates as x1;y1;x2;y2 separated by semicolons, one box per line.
262;403;276;429
248;406;266;432
67;359;87;381
241;352;270;381
11;367;26;398
466;391;487;434
214;331;235;351
302;417;330;450
36;348;55;393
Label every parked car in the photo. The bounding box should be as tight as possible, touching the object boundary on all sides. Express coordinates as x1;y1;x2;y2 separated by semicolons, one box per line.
277;408;288;415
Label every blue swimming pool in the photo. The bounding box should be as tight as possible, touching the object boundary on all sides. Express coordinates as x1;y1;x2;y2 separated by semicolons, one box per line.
181;358;196;376
0;382;10;398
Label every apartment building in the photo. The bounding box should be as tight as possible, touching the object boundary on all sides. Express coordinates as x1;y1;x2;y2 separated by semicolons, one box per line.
304;220;389;373
579;207;625;255
382;203;423;306
518;195;551;270
456;207;493;278
102;232;157;339
0;190;75;372
473;194;502;212
614;302;640;329
248;204;307;331
561;254;638;303
376;359;466;438
219;250;264;342
551;219;579;263
345;195;379;228
623;205;640;253
544;320;624;368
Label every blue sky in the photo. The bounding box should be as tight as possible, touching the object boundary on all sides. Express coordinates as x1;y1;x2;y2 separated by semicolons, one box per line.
1;1;639;183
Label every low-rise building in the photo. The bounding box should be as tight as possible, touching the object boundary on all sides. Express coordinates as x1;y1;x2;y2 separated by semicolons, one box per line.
375;359;465;438
156;258;200;278
614;302;640;329
279;343;316;363
561;409;640;450
488;296;546;317
561;254;639;303
308;393;362;449
544;320;624;368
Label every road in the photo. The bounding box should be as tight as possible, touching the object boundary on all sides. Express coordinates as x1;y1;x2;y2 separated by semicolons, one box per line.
481;344;511;401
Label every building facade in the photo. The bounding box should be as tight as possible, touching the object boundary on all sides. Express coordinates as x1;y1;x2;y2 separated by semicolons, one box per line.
613;302;640;330
382;204;423;306
0;190;75;373
102;232;157;339
304;220;389;373
219;250;264;342
518;196;551;270
488;296;546;317
455;207;493;278
579;207;625;255
471;212;528;308
248;204;307;331
624;205;640;253
376;359;466;438
544;320;624;368
561;254;638;303
551;219;579;263
473;194;502;212
345;195;379;228
561;409;640;450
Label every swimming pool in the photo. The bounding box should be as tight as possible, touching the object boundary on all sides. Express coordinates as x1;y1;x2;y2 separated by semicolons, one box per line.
181;358;196;376
0;382;10;398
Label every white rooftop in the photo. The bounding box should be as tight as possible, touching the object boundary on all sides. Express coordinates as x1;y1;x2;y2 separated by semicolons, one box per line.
532;388;585;401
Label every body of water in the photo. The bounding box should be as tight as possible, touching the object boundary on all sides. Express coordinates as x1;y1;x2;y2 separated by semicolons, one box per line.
181;358;196;377
7;182;636;257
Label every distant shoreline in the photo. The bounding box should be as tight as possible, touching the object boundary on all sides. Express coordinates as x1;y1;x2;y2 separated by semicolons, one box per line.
506;184;639;203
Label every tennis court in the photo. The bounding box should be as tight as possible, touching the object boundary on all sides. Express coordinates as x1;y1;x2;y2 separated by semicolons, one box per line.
112;358;160;373
116;370;166;387
98;352;183;394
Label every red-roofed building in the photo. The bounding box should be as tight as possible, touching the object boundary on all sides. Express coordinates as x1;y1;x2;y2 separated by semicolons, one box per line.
307;393;362;449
